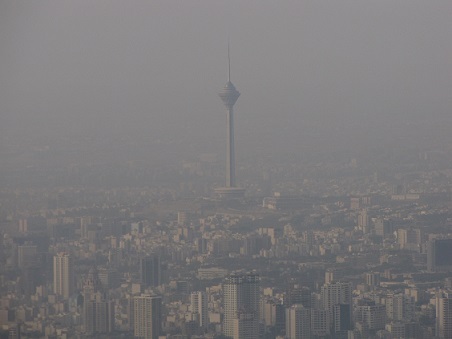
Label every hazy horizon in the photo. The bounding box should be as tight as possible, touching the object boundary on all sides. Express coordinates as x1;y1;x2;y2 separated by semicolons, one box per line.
1;1;452;168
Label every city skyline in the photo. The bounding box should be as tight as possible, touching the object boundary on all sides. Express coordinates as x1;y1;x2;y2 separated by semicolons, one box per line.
2;1;452;338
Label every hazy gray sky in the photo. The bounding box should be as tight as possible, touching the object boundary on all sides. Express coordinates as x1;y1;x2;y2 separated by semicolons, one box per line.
1;1;452;158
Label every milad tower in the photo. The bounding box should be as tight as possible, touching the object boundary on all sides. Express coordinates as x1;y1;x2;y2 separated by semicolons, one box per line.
215;45;245;199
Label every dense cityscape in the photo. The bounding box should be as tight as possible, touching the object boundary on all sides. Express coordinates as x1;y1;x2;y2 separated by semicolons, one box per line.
4;133;452;338
3;111;452;339
2;1;452;339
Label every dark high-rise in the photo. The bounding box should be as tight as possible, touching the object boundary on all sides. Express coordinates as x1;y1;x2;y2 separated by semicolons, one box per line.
140;254;161;287
427;238;452;272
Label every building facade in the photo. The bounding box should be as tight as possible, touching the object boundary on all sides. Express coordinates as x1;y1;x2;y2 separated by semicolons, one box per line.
223;273;260;338
436;292;452;339
190;291;208;329
286;304;311;339
140;254;161;287
53;253;74;299
133;294;162;339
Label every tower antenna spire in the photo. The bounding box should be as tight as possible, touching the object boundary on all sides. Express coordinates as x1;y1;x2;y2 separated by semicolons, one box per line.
228;40;231;82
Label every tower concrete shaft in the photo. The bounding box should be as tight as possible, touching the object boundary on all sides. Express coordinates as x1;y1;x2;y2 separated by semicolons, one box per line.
227;107;235;187
219;81;240;187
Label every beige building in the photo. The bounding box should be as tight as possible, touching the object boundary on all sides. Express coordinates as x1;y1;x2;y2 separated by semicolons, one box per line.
53;253;74;299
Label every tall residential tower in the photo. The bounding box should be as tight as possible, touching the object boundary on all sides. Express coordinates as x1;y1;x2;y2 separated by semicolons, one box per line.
53;252;74;300
133;294;162;339
223;273;260;339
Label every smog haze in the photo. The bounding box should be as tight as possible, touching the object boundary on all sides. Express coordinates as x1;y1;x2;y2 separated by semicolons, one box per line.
1;1;452;185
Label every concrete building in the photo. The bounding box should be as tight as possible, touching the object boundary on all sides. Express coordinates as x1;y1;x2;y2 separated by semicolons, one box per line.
321;282;352;313
223;273;260;338
190;291;208;329
357;209;369;233
427;238;452;272
140;254;161;287
82;268;114;336
53;253;74;299
285;285;312;308
133;294;162;339
365;272;380;288
436;292;452;339
374;218;392;237
261;299;284;332
286;304;311;339
232;311;258;339
355;302;386;332
17;244;37;269
397;228;422;250
311;309;330;337
333;304;352;337
384;294;415;322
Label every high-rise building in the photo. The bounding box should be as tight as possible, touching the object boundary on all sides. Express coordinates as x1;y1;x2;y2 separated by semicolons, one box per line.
190;291;208;329
285;284;311;308
53;253;74;299
133;294;162;339
350;197;361;210
436;291;452;339
427;238;452;272
320;281;352;335
214;45;245;199
98;267;120;289
20;266;42;298
355;301;386;332
374;218;392;237
232;311;258;339
18;218;28;234
385;321;420;339
286;304;311;339
320;282;352;312
357;209;369;233
333;304;352;337
223;273;260;338
384;294;415;322
310;309;330;337
17;244;37;269
83;293;115;335
365;272;380;288
397;228;422;250
82;268;114;336
261;299;285;332
140;254;161;287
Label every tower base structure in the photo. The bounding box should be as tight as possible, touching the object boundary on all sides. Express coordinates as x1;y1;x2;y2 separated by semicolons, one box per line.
214;187;245;200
